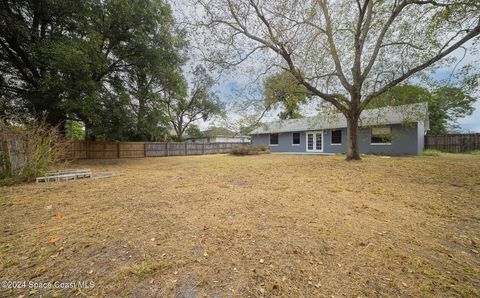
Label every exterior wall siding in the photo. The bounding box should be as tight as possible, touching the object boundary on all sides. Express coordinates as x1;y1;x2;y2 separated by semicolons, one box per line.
187;137;251;143
417;122;425;155
252;132;307;152
358;123;419;155
251;123;423;155
323;128;348;153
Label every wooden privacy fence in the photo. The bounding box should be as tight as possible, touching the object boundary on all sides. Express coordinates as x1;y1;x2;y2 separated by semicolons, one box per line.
68;141;244;159
0;129;27;176
425;133;480;152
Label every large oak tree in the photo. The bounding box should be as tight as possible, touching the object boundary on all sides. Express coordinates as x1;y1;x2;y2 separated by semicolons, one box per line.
0;0;187;140
164;65;225;138
195;0;480;160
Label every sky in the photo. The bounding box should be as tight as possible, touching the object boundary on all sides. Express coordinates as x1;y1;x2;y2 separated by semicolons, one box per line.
172;1;480;132
432;62;480;132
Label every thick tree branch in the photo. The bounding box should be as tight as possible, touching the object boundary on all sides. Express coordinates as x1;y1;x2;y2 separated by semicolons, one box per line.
362;0;408;81
362;24;480;108
317;0;353;93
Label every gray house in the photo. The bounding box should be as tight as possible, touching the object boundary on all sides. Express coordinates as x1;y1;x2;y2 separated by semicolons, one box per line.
250;103;429;155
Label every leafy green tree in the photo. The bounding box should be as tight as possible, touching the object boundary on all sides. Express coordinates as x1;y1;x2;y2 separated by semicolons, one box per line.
264;70;309;120
66;120;85;140
92;89;137;141
0;0;187;140
368;84;475;134
186;124;204;138
430;87;475;134
113;1;187;141
0;0;85;129
164;65;225;138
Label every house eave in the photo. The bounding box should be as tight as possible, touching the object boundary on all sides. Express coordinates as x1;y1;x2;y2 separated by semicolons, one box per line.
250;120;424;135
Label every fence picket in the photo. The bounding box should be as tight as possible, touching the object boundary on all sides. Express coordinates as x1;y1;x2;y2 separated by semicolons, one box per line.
425;134;480;152
65;141;244;159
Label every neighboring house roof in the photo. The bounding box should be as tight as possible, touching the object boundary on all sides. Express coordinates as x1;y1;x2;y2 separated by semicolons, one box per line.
185;135;251;140
203;127;236;137
185;127;250;139
250;102;429;134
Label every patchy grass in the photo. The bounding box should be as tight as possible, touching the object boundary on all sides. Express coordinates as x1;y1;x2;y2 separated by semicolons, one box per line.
119;261;184;278
422;149;442;156
1;154;479;297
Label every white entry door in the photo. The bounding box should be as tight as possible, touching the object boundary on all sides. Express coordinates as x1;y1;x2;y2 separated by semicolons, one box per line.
306;131;323;152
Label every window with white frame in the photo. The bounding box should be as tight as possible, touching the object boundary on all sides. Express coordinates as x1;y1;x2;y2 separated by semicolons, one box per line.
371;127;392;144
269;133;279;145
292;132;300;145
331;130;342;145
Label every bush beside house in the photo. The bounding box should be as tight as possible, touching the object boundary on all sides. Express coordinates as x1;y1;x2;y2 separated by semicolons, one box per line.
230;145;270;156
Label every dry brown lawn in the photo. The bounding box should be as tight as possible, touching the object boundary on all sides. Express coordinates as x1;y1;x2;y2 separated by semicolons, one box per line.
1;153;479;297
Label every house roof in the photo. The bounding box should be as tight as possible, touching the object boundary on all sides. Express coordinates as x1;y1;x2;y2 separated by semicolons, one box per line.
185;135;251;139
184;127;250;139
250;102;429;134
202;127;236;137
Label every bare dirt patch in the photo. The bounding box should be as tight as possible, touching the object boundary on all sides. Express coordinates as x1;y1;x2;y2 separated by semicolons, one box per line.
1;154;479;297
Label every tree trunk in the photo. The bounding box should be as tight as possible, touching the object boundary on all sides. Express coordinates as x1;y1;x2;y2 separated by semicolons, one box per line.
84;121;95;141
136;72;148;139
346;114;361;161
137;97;146;138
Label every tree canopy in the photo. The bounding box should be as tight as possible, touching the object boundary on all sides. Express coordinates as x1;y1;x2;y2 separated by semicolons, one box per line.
185;124;204;138
264;70;309;120
194;0;480;159
368;84;476;134
164;65;225;139
0;0;208;141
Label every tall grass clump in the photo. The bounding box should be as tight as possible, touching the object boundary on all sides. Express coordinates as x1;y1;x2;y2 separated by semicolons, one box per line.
1;117;69;184
422;149;442;157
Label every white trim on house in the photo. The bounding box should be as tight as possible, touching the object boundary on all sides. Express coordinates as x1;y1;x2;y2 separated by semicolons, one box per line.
330;129;342;146
292;132;301;146
306;131;323;152
269;133;279;146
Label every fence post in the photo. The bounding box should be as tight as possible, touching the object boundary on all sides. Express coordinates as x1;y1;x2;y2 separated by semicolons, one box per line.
86;141;90;159
1;131;12;176
202;143;205;154
185;142;188;155
117;142;121;158
166;142;169;156
144;142;147;157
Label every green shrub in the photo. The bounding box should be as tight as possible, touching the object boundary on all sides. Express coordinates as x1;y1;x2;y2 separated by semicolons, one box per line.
230;145;270;156
422;149;441;157
230;146;256;156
